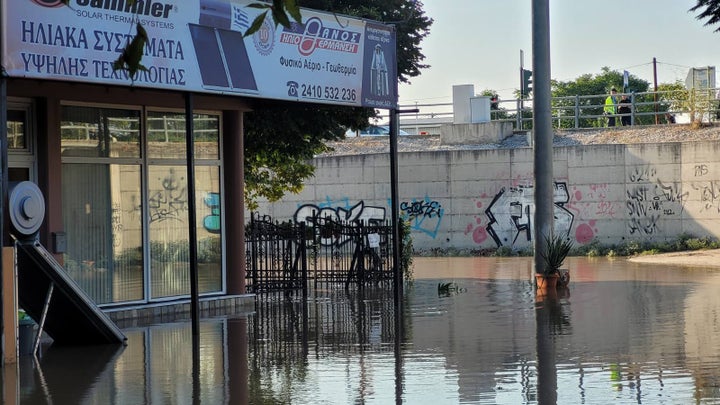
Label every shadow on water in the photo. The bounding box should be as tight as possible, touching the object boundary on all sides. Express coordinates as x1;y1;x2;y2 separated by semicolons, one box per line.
7;256;720;404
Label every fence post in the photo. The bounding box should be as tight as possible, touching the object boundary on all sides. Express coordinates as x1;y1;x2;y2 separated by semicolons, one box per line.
300;221;307;300
574;95;580;129
516;99;522;130
631;91;636;126
249;213;257;291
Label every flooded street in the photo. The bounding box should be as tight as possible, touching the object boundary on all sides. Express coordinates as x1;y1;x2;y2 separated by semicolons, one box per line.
9;256;720;404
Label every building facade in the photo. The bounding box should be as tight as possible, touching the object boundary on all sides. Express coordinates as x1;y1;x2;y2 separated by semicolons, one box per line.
6;80;248;305
2;0;397;310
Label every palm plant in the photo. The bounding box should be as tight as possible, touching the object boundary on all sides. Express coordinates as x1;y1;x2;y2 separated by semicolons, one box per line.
539;234;573;276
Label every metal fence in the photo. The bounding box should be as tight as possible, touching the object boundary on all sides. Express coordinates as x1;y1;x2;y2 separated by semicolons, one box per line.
390;88;720;133
308;217;394;288
245;213;307;294
245;213;394;293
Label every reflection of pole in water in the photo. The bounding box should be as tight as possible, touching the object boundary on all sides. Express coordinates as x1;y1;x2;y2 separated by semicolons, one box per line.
370;45;389;96
535;295;558;404
193;333;201;405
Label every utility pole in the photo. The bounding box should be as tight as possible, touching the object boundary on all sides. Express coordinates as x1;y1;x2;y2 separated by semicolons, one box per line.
532;0;554;277
653;57;658;124
519;50;524;130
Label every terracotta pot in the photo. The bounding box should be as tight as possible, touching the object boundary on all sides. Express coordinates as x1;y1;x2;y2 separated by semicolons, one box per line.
535;273;560;290
558;269;570;288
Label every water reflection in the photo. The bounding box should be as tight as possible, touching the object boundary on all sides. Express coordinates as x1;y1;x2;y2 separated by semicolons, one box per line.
14;319;249;404
8;257;720;404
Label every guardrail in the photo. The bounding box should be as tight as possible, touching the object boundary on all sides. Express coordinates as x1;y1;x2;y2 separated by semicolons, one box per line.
388;88;720;133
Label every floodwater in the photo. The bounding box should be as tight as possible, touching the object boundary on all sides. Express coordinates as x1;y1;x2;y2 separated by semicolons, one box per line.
8;256;720;404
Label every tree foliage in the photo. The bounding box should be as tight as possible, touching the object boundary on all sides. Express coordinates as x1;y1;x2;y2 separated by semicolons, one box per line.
691;0;720;31
245;0;432;208
244;101;373;209
551;67;650;128
551;67;649;97
480;89;508;120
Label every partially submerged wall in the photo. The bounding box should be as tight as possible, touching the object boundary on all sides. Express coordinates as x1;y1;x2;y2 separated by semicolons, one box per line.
254;141;720;251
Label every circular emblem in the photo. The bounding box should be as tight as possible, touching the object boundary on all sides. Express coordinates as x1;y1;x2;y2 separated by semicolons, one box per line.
31;0;65;7
253;18;275;56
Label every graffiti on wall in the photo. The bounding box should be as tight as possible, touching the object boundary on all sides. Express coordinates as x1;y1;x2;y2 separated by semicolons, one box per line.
691;164;720;214
566;183;617;244
203;192;221;234
294;199;386;246
484;182;574;248
399;196;444;238
625;165;687;236
111;203;123;248
465;196;490;245
693;181;720;213
148;168;188;223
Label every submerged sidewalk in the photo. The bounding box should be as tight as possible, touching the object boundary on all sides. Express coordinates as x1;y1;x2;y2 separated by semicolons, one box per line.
628;249;720;268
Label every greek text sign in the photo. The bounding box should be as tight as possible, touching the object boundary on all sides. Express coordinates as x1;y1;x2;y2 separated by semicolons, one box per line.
2;0;397;109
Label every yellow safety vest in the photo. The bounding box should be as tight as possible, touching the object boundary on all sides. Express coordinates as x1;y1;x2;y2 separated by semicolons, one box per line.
604;96;617;114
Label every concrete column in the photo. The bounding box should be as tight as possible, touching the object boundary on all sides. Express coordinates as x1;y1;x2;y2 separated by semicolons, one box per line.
223;111;245;294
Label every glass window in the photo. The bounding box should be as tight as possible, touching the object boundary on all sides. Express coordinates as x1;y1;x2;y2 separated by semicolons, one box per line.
147;112;219;160
61;106;140;158
7;109;27;150
61;106;223;304
62;164;144;304
197;167;222;292
148;165;222;298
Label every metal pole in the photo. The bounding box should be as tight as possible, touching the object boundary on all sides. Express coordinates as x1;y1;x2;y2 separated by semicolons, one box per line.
574;95;579;129
0;0;7;362
389;107;416;312
532;0;554;275
33;284;54;356
0;76;5;360
184;93;200;338
519;50;525;130
653;57;658;125
0;73;5;249
389;109;401;317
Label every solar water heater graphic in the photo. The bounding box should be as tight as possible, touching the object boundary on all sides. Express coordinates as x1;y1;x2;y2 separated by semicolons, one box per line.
189;23;258;93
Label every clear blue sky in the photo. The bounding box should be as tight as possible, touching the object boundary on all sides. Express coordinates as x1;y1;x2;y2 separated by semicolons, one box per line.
398;0;720;106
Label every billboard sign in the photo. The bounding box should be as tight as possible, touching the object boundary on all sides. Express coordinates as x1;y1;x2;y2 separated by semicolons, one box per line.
1;0;397;109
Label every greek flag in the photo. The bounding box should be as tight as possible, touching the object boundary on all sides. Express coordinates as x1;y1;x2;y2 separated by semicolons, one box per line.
231;5;250;32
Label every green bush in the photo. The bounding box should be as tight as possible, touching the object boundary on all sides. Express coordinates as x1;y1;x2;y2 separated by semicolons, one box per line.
399;219;414;281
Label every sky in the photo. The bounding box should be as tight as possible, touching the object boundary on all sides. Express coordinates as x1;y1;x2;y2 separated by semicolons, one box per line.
397;0;720;108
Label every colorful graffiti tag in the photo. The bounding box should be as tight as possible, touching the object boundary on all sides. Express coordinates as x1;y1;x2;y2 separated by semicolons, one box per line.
294;200;386;246
203;192;221;234
399;197;444;238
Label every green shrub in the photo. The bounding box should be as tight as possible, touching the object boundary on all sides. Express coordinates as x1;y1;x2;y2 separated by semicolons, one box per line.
493;246;514;257
399;219;414;281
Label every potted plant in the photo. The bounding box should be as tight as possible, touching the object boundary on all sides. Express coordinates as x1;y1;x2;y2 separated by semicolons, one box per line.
536;233;573;290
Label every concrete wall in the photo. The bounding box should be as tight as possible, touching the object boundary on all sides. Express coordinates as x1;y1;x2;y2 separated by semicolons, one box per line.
440;122;514;145
254;141;720;251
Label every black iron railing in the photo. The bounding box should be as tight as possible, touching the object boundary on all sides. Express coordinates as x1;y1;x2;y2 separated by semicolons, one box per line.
245;213;394;293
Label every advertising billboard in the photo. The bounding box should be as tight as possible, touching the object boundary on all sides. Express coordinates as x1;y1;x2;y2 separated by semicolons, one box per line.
1;0;397;109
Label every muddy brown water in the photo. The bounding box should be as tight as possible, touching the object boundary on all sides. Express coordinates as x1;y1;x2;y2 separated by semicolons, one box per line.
10;257;720;404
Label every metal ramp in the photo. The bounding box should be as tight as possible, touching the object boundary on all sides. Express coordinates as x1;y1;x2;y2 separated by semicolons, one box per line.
16;239;126;346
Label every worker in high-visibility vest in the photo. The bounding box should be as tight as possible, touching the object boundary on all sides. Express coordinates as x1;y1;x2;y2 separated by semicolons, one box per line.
604;88;618;127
